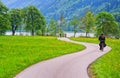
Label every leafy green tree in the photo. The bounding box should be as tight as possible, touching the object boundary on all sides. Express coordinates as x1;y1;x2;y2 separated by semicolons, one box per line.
0;1;10;35
0;15;10;35
59;14;66;37
83;11;95;37
0;1;8;15
9;9;22;35
23;6;46;36
70;16;79;37
96;12;119;37
48;18;58;36
78;17;85;32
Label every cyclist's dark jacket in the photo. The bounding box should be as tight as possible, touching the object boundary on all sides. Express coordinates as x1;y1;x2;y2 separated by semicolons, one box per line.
99;35;105;43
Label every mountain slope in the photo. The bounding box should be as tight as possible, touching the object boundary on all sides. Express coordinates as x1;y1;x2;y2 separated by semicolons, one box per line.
1;0;120;21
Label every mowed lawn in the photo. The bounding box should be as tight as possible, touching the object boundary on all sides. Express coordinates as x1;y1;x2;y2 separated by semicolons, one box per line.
71;37;120;78
0;36;85;78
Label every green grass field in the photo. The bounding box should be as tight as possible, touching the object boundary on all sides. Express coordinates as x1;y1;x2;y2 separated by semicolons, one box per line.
71;37;120;78
0;36;85;78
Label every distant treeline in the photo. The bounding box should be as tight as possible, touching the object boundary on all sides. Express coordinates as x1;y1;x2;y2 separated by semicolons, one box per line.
0;1;120;38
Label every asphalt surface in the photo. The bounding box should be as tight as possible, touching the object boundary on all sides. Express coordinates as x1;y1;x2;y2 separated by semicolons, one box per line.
15;38;111;78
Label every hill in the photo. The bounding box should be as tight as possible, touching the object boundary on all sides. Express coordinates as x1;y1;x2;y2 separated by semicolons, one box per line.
1;0;120;21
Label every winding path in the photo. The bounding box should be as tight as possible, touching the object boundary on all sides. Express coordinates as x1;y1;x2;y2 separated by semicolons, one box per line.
15;38;111;78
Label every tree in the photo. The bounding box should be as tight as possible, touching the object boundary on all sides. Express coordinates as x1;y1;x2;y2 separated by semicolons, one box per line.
0;1;10;35
70;16;79;37
23;6;46;36
83;11;95;37
9;9;22;35
96;12;119;37
0;1;8;15
48;18;58;36
59;14;66;37
0;15;10;35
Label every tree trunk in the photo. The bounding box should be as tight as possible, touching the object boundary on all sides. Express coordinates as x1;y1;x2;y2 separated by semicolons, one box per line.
12;25;17;36
74;32;76;37
12;30;15;36
41;29;44;36
31;29;34;36
74;26;75;37
86;32;88;37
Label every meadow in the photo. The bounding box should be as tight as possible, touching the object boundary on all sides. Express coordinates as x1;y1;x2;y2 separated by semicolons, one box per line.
71;37;120;78
0;36;85;78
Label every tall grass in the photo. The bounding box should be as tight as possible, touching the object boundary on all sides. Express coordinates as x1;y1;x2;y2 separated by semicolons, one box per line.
71;37;120;78
0;36;85;78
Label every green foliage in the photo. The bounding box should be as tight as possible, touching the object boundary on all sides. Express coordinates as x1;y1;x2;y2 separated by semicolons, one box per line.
96;12;119;37
69;16;79;37
82;11;95;37
1;0;120;22
59;14;66;36
71;37;120;78
0;1;120;37
0;1;8;14
0;36;85;78
48;18;58;36
36;30;42;36
23;6;46;36
9;8;22;35
0;1;10;35
0;14;10;35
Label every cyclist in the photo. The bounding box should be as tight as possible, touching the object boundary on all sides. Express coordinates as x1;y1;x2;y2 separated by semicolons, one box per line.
99;34;106;51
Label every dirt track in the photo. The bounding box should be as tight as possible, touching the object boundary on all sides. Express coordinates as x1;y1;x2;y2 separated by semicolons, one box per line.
15;38;111;78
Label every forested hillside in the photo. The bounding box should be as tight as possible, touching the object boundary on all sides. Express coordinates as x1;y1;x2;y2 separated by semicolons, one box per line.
1;0;120;21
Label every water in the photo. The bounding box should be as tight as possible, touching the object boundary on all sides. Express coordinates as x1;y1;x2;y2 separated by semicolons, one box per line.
64;32;94;37
5;31;95;37
5;31;31;36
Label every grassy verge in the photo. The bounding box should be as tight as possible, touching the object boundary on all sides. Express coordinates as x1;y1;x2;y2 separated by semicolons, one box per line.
70;37;120;78
0;36;85;78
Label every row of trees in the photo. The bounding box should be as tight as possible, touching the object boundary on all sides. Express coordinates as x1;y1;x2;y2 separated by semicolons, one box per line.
48;11;120;38
0;1;46;36
80;11;119;37
0;1;119;38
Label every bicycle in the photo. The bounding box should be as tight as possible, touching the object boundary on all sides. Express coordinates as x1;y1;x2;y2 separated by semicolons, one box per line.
101;43;104;51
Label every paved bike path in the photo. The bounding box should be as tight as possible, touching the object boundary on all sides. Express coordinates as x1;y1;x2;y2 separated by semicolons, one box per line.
15;38;111;78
